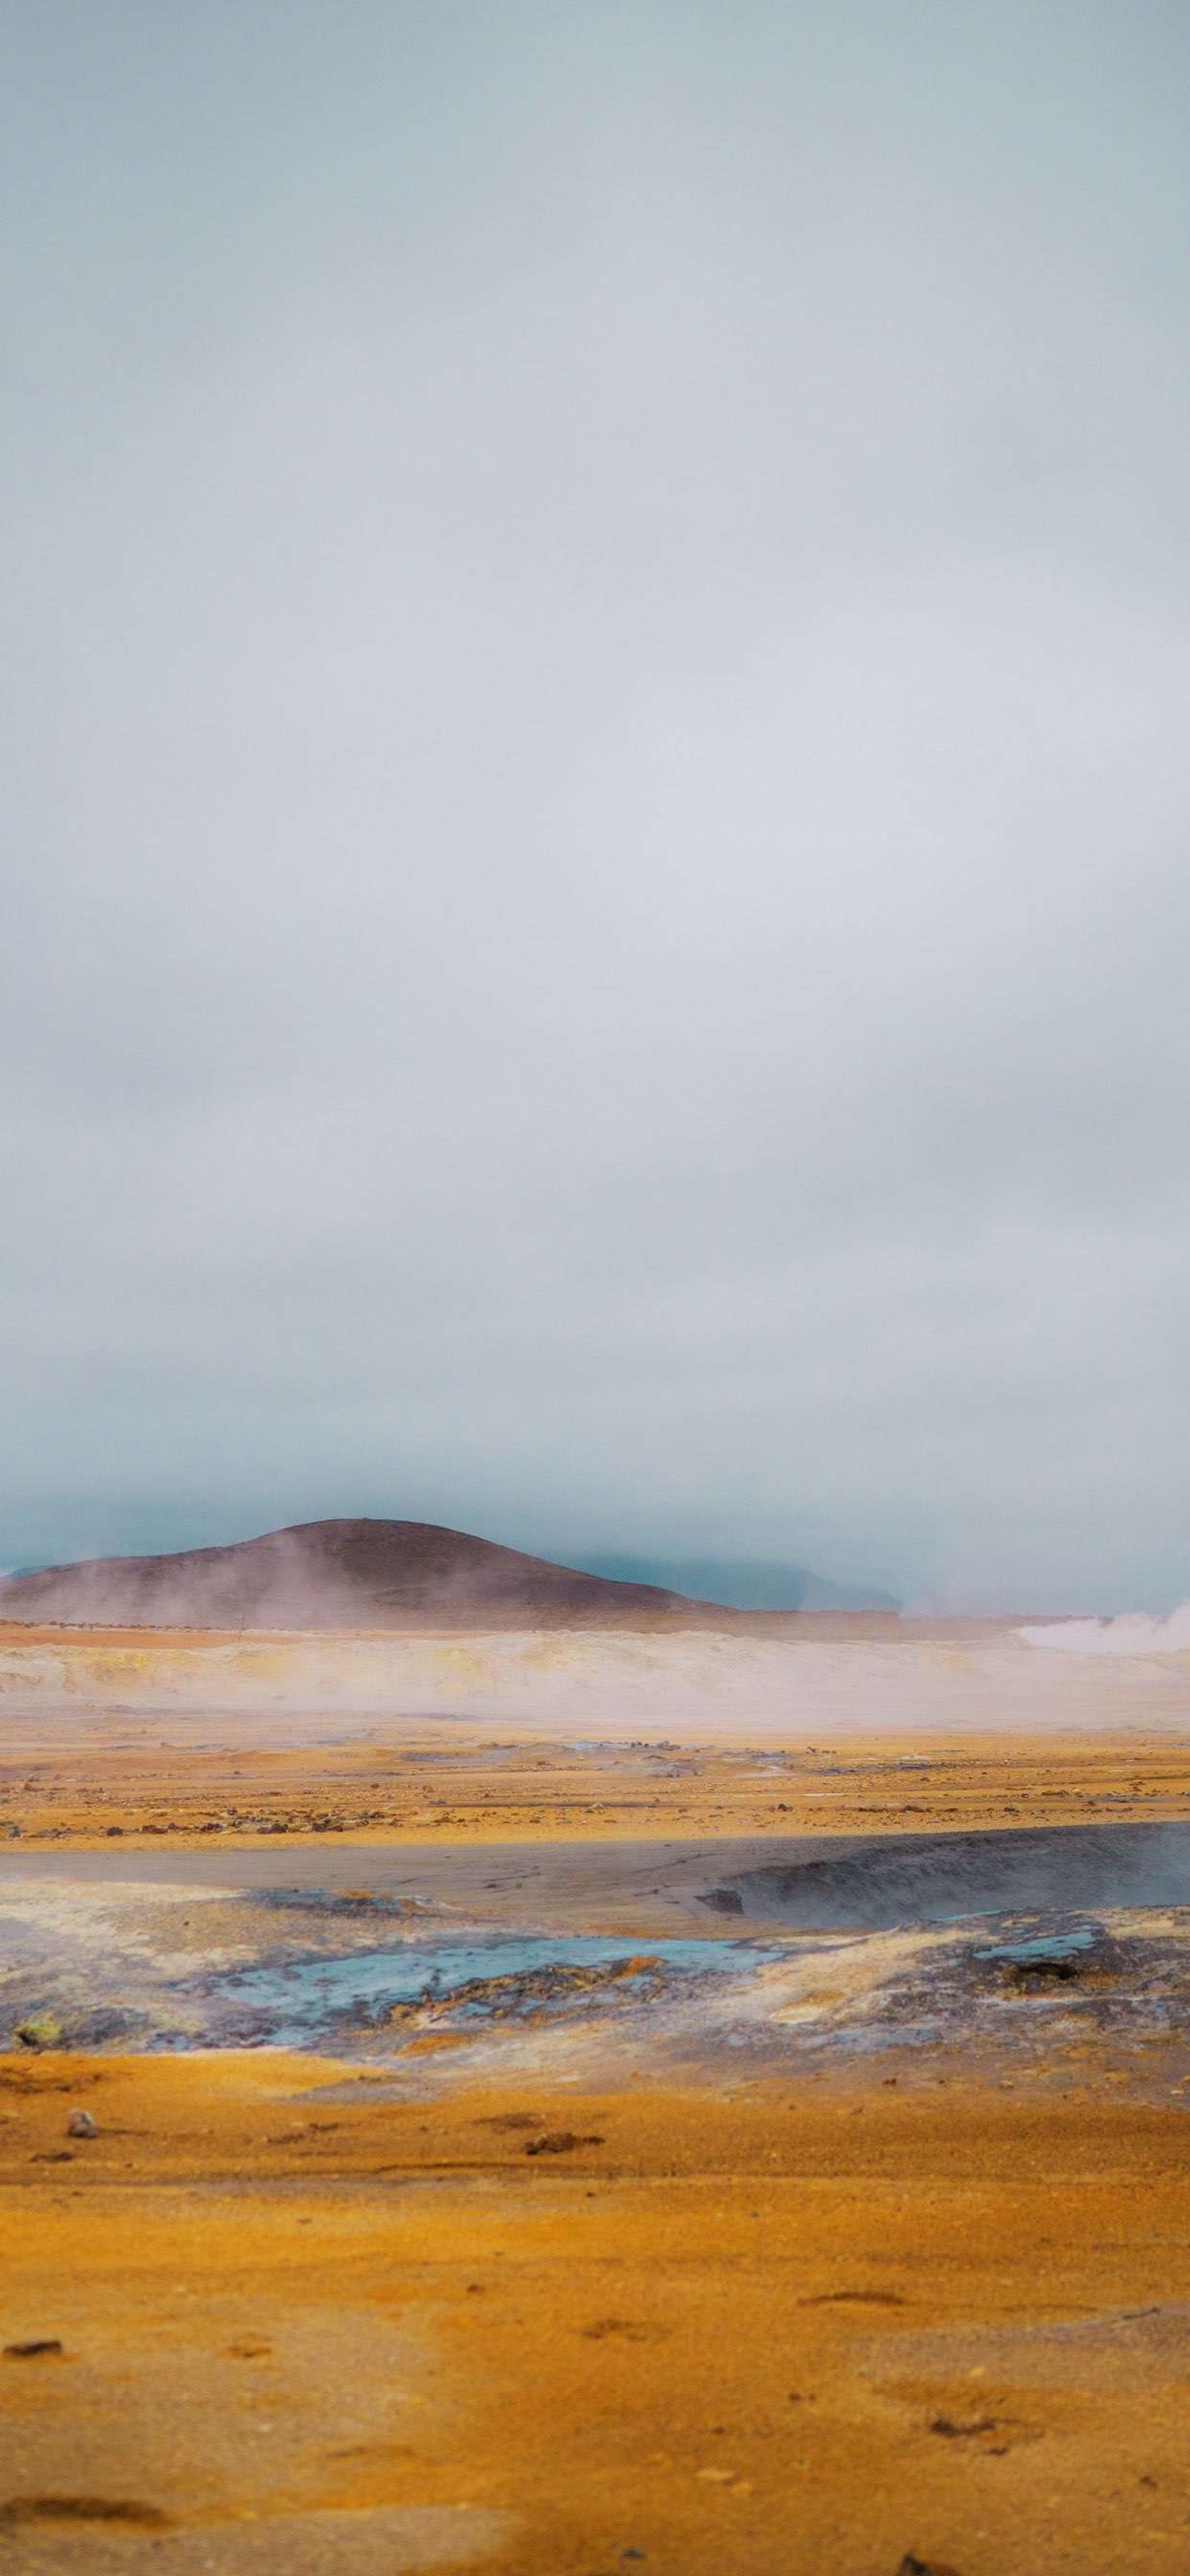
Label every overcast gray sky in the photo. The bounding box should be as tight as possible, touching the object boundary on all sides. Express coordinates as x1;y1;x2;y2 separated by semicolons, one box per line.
3;2;1189;1608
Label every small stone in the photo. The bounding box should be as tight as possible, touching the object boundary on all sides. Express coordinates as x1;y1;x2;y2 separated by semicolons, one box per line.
523;2131;605;2156
4;2339;63;2360
14;2014;63;2051
67;2110;97;2139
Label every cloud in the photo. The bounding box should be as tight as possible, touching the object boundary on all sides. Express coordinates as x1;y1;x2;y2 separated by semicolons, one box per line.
2;3;1189;1605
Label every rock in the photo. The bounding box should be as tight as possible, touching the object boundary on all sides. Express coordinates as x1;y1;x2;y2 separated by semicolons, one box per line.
4;2339;63;2360
897;2557;964;2575
396;1956;660;2033
66;2110;97;2139
14;2015;63;2051
523;2131;605;2156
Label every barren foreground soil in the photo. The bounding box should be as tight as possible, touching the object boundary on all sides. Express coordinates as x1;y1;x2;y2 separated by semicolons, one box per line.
4;2060;1190;2575
4;1620;1190;2571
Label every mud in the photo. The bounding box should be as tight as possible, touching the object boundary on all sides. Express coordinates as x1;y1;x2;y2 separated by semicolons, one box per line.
5;1866;1190;2102
704;1819;1190;1929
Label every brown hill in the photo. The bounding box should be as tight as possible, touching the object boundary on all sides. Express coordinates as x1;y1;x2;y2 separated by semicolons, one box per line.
0;1517;726;1632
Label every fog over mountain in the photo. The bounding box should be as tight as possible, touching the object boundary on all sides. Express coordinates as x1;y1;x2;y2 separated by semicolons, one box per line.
3;6;1189;1608
583;1557;899;1614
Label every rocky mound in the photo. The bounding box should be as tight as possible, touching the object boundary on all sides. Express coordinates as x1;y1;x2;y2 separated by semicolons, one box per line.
0;1517;718;1632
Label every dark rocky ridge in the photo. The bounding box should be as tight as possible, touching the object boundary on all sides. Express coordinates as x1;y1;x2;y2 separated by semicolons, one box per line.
0;1516;731;1632
701;1822;1190;1930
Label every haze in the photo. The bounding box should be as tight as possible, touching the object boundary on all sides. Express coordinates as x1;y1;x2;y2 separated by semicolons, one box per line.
3;3;1189;1609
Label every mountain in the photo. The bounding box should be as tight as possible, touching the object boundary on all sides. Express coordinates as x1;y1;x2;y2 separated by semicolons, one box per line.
0;1517;730;1632
581;1555;901;1613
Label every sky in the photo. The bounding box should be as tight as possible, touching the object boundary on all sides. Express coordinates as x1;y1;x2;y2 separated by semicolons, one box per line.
3;1;1189;1610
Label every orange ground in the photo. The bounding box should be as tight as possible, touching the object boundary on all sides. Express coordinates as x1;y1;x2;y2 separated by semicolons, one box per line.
5;1624;1190;2569
3;2052;1190;2574
6;1715;1190;1847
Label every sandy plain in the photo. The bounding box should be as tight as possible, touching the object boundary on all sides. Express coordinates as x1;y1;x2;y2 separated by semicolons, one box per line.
4;1618;1190;2573
4;1613;1190;1847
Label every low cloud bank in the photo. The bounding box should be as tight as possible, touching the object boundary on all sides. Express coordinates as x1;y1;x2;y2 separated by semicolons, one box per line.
1020;1605;1190;1656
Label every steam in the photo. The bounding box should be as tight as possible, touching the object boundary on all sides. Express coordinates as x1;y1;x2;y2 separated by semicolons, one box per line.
6;1621;1190;1739
1020;1605;1190;1656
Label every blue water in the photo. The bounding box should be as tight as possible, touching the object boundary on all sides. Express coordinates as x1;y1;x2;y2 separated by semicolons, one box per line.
219;1934;779;2042
975;1928;1096;1964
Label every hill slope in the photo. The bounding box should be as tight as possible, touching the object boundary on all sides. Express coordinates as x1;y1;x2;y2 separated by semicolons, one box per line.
0;1517;721;1631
